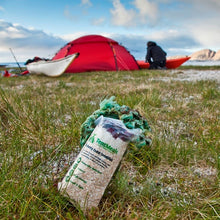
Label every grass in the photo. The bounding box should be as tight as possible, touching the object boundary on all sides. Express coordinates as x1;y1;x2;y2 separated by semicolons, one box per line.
179;65;220;70
0;68;219;219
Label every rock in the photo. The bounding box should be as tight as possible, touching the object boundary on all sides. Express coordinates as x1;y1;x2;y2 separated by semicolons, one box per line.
212;50;220;61
190;49;216;61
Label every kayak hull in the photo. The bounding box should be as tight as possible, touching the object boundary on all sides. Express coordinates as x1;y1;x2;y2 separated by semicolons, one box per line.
137;57;190;69
27;53;79;77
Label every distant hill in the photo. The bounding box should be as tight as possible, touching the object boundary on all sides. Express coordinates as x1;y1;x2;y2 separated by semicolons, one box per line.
212;50;220;61
168;49;220;61
190;49;220;61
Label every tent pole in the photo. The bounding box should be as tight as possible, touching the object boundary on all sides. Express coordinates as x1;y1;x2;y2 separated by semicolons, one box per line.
109;43;118;71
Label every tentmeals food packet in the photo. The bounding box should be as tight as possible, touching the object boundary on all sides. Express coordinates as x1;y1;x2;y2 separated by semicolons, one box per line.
58;116;140;210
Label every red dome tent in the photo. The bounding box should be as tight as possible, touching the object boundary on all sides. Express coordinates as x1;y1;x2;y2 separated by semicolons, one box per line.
52;35;139;73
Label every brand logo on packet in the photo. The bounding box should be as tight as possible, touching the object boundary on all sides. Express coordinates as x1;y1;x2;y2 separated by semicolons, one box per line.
89;133;118;154
89;134;96;143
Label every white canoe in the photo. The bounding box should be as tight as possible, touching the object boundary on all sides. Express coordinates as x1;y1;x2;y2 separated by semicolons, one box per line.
26;53;79;77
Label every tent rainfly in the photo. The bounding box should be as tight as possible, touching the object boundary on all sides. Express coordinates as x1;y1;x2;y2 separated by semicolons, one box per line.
52;35;139;73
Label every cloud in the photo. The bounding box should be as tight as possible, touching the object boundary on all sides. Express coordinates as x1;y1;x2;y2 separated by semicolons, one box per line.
0;19;207;63
1;0;220;62
109;31;200;59
161;0;220;22
81;0;92;7
110;0;159;27
0;20;66;62
110;0;136;27
183;0;220;12
186;19;220;50
132;0;158;24
160;0;220;51
61;32;88;42
92;17;105;26
0;6;4;11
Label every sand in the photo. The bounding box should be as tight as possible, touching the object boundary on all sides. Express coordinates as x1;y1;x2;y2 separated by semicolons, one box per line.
172;69;220;82
155;69;220;83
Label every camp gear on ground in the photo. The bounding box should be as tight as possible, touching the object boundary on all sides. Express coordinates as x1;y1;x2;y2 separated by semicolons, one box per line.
52;35;139;73
58;116;140;210
80;96;151;149
137;57;190;69
26;53;79;77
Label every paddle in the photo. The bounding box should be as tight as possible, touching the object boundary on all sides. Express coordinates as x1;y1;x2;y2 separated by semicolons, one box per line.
9;48;23;74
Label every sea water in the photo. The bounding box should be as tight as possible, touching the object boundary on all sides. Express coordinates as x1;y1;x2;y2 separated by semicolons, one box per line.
0;62;25;68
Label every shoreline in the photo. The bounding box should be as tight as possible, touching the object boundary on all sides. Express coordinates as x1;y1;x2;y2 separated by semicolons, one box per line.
1;60;220;68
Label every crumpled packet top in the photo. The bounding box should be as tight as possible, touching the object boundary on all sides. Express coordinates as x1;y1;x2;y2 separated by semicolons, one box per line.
80;96;152;149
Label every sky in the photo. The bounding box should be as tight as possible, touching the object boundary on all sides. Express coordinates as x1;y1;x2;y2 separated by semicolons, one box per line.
0;0;220;63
